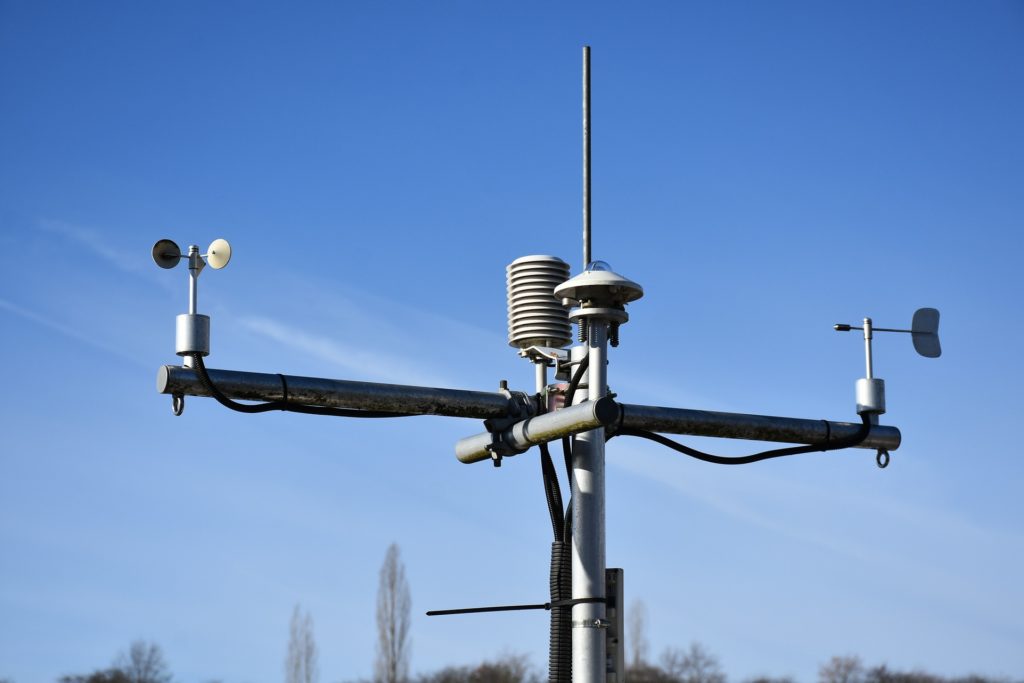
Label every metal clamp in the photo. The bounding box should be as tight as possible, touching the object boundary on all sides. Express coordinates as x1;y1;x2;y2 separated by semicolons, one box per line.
568;306;629;326
572;619;610;629
480;381;535;466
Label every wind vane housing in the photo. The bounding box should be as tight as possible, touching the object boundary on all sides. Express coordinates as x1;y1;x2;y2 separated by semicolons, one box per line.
834;307;942;422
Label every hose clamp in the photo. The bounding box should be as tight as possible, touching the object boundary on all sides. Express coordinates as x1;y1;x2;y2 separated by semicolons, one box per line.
572;618;610;629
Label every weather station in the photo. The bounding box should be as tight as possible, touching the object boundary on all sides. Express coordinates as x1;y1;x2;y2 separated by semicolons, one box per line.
151;48;941;683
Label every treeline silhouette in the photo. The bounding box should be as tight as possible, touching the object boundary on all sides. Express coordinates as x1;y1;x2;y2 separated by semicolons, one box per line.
41;641;1021;683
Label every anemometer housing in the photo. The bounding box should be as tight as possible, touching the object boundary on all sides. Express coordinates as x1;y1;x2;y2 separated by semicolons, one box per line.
152;238;231;361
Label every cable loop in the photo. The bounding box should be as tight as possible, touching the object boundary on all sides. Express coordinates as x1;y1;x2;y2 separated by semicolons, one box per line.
876;449;890;468
171;394;185;416
610;413;873;465
189;353;410;418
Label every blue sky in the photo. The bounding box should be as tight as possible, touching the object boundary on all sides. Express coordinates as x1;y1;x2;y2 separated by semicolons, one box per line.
1;2;1023;682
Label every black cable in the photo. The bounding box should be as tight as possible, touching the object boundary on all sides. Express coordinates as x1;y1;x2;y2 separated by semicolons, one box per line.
562;498;573;543
548;538;572;683
544;356;591;683
560;355;590;481
535;392;570;683
539;442;564;542
190;353;411;418
610;413;873;465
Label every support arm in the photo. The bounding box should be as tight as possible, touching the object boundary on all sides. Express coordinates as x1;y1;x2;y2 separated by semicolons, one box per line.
617;403;900;451
157;365;527;419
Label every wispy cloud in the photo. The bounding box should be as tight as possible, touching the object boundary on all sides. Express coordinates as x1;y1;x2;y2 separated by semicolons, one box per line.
608;440;1023;634
36;218;175;293
237;315;454;388
0;297;147;367
609;442;877;559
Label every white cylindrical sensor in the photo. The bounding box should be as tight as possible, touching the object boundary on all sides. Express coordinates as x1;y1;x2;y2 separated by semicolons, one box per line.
855;377;886;416
176;313;210;357
506;255;572;349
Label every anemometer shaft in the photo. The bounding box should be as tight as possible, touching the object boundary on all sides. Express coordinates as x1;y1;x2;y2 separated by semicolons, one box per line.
187;245;202;315
189;268;198;314
864;317;874;378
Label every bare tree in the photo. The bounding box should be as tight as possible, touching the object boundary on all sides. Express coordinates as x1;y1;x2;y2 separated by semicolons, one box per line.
626;664;681;683
416;654;539;683
628;599;650;668
865;665;946;683
376;543;412;683
60;673;131;683
114;641;172;683
660;642;726;683
286;604;319;683
819;656;864;683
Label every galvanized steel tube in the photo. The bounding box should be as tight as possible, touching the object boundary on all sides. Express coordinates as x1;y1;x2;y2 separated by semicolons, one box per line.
618;403;901;451
572;326;607;683
454;396;619;464
157;365;519;419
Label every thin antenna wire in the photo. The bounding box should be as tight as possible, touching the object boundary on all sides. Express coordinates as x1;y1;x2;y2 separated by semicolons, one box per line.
582;45;591;269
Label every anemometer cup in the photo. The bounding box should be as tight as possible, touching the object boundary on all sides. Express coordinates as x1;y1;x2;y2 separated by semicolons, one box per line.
176;314;210;357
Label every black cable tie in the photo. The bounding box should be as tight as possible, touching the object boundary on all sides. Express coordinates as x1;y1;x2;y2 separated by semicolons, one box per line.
426;603;548;617
278;373;289;406
426;596;606;617
550;596;607;609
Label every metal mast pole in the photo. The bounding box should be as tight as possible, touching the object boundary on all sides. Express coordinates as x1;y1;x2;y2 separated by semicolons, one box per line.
573;44;607;683
572;321;608;683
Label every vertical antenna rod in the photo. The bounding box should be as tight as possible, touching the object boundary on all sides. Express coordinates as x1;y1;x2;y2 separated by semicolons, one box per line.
582;45;592;269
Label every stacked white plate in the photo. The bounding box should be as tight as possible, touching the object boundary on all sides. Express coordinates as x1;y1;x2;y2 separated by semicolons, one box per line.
506;255;572;349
